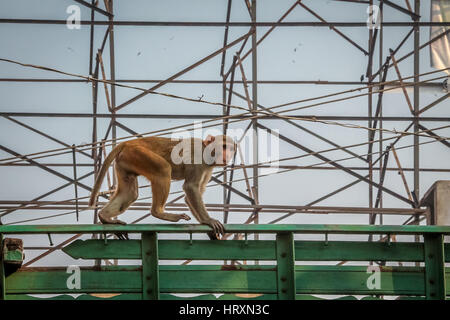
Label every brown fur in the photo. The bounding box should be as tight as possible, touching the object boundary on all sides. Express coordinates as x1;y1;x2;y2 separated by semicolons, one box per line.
89;135;235;239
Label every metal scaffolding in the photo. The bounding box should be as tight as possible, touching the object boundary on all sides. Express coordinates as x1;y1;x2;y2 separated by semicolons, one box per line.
0;0;449;268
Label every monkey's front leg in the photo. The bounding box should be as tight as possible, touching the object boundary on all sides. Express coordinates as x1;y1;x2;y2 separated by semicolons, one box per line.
185;196;220;240
183;183;225;239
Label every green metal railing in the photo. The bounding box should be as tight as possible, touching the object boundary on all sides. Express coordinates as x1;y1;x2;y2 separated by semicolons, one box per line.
1;224;449;300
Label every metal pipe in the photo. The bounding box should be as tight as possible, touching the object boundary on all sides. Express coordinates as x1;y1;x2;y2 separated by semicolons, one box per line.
1;19;449;27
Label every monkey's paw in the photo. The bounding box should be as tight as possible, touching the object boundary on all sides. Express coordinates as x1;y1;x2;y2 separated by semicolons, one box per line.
207;231;221;240
179;213;191;221
98;214;127;225
204;218;225;239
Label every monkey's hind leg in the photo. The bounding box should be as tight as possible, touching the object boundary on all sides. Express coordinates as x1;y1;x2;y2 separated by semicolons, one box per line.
125;147;191;223
120;146;191;222
150;174;191;222
98;166;138;227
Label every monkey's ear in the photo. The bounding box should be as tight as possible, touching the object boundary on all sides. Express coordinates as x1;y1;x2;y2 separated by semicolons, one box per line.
203;135;215;146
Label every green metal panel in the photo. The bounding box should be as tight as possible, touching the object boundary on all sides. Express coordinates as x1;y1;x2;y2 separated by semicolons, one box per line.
7;265;447;296
0;234;4;300
295;240;425;262
295;265;425;296
5;266;142;294
2;223;450;300
424;234;446;300
63;239;435;262
276;233;296;299
63;239;141;259
2;223;450;235
159;240;276;260
5;265;277;294
159;265;277;293
141;232;159;300
63;239;276;261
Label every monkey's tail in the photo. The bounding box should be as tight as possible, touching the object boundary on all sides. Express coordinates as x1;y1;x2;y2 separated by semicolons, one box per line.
88;143;126;208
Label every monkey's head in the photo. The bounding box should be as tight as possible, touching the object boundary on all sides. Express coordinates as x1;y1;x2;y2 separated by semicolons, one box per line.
203;135;236;166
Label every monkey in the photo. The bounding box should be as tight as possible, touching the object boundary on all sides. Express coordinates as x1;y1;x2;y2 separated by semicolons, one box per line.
89;134;236;240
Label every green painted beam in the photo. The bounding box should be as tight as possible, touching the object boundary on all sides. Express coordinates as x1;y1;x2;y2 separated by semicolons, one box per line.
63;239;142;259
5;265;277;294
63;239;443;262
7;265;449;297
295;240;427;262
276;233;296;299
160;265;277;293
3;222;450;300
424;234;446;300
1;223;450;235
159;240;275;260
5;266;142;294
294;265;427;296
0;234;5;300
141;232;159;300
63;239;276;260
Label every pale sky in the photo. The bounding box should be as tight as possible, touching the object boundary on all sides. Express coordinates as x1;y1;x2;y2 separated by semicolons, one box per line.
0;0;449;267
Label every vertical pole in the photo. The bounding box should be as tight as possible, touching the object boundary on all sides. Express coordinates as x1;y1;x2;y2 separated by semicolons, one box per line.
378;2;384;227
276;232;296;300
72;145;79;221
108;0;117;188
91;62;99;185
251;0;259;242
88;0;95;76
222;79;228;265
424;234;446;300
222;80;228;230
141;232;159;300
368;0;374;233
413;0;420;200
94;150;102;267
413;0;420;259
374;146;390;209
0;233;4;300
91;33;100;265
